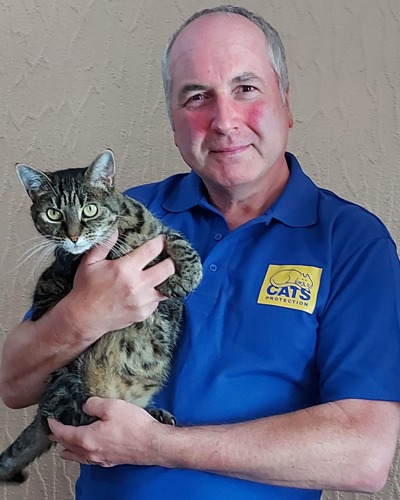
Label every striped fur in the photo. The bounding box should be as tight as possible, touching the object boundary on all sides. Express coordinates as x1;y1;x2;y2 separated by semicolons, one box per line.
0;150;202;483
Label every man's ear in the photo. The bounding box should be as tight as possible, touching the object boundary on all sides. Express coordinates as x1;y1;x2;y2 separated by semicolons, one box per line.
285;90;294;128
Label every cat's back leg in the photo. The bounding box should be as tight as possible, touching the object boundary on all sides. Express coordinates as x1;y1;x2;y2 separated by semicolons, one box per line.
39;361;96;427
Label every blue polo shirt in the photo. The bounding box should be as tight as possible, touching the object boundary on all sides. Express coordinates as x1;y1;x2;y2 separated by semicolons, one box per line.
76;153;400;499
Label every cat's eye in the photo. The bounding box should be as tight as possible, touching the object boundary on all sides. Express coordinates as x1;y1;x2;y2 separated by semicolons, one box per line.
82;204;98;218
46;208;63;221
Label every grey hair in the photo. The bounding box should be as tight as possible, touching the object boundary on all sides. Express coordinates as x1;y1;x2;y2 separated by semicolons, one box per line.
161;5;289;124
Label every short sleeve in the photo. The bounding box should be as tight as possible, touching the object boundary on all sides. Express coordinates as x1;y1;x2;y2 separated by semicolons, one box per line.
317;236;400;402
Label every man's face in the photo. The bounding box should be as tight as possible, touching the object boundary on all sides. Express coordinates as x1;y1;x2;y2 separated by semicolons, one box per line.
168;13;293;194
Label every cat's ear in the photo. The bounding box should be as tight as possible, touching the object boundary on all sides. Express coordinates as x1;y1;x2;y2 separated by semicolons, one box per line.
15;164;53;200
85;149;115;189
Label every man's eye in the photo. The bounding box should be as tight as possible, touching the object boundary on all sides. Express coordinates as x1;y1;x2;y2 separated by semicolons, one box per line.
233;85;258;100
241;85;256;92
183;93;208;108
187;94;206;104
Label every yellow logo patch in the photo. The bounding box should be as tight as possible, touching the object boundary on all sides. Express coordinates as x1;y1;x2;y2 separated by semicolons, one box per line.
257;265;322;314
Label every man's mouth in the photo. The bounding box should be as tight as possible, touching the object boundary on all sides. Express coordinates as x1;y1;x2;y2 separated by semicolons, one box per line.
210;145;250;155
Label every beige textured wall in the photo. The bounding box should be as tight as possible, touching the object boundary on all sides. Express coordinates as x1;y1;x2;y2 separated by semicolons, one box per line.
0;0;399;498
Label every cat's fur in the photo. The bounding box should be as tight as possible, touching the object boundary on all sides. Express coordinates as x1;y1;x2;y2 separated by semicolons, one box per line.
0;150;202;483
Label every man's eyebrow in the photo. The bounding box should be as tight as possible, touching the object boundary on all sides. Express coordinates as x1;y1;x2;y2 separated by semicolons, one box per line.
232;72;261;84
179;84;208;95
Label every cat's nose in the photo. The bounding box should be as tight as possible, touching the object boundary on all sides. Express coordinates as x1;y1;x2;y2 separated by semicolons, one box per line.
69;235;79;243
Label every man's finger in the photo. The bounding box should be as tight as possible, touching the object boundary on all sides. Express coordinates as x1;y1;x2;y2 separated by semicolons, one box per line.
83;230;119;265
143;257;175;288
128;235;167;270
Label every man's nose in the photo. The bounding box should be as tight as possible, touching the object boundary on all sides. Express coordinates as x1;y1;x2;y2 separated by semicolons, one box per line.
210;96;239;134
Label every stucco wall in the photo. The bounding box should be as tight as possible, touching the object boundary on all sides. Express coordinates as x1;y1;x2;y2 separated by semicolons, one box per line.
0;1;399;498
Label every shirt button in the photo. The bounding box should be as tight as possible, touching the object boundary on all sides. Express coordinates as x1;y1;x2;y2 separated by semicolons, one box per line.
214;233;223;241
209;264;218;272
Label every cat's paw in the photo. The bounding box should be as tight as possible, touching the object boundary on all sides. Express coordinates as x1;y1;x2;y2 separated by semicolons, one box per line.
157;274;197;298
163;236;203;295
147;408;177;426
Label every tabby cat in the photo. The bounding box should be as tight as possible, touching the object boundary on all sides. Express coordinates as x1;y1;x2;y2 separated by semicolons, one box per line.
0;149;202;483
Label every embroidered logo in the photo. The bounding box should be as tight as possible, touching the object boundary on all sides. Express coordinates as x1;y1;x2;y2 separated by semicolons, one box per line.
257;265;322;314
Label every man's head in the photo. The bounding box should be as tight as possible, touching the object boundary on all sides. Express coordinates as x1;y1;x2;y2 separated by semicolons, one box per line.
162;6;293;200
162;5;289;125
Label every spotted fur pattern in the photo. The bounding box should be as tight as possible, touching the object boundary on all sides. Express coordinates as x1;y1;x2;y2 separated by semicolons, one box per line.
0;150;202;483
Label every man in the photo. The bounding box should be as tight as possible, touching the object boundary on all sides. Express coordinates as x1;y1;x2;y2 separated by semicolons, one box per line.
1;5;400;499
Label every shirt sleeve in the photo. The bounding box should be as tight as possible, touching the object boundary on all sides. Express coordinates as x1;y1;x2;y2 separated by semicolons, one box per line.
317;236;400;403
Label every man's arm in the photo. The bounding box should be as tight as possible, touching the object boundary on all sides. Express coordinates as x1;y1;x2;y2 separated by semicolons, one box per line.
0;234;175;409
49;397;400;493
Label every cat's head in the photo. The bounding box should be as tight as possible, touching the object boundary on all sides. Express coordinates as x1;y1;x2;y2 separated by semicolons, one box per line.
16;149;120;255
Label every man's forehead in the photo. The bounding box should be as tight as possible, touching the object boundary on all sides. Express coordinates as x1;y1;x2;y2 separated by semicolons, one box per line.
169;12;267;62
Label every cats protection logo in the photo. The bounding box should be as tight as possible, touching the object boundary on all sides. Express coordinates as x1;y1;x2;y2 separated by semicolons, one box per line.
257;265;322;314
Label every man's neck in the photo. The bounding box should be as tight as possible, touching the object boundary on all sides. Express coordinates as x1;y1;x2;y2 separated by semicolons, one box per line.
205;163;290;230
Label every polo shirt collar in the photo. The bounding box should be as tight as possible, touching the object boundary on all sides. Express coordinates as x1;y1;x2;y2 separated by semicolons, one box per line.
162;152;318;228
162;170;203;212
270;152;318;227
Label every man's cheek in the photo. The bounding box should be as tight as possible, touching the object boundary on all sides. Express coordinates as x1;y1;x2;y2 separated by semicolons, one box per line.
174;113;210;150
247;102;267;128
185;112;211;134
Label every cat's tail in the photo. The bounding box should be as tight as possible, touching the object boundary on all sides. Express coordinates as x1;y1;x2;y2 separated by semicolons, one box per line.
0;414;53;483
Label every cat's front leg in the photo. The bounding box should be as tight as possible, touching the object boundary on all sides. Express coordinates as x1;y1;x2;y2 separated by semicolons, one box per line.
156;233;203;299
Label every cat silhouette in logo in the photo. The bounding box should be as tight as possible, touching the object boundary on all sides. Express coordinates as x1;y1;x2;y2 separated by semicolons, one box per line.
270;269;313;292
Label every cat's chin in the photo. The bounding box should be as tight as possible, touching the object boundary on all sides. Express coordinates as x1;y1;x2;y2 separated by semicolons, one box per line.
64;243;92;255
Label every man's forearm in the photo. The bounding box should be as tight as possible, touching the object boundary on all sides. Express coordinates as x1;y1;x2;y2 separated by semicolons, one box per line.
0;295;94;408
155;399;400;493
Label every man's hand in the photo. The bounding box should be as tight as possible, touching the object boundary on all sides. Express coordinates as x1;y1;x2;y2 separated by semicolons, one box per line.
67;231;176;341
48;397;166;467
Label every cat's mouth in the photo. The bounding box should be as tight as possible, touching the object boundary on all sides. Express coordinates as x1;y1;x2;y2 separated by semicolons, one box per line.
63;239;93;255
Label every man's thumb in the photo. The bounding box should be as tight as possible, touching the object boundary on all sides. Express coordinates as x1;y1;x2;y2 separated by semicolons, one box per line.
83;396;108;419
82;230;119;265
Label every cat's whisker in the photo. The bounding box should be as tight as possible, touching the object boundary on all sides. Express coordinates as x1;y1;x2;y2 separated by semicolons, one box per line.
93;240;123;258
32;245;57;277
90;238;131;259
9;240;57;274
110;246;125;259
18;242;51;262
22;239;57;258
110;240;132;257
16;235;45;247
99;239;116;250
20;235;51;248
